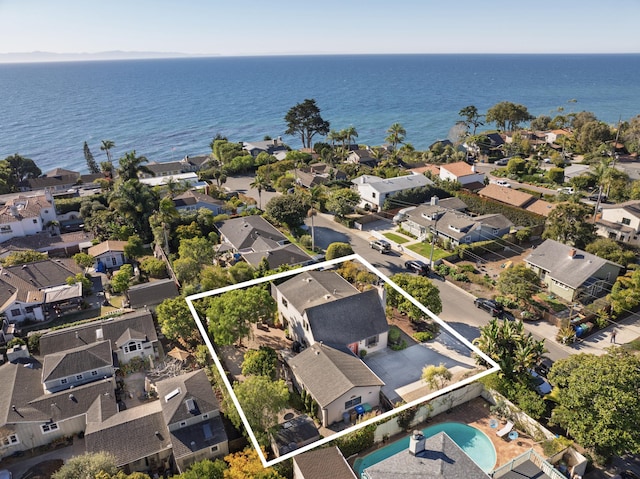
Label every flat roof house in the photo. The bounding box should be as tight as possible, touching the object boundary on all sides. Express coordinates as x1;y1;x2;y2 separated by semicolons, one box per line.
352;173;433;211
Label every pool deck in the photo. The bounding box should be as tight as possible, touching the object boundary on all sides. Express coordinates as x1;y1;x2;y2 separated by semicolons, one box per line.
350;397;546;473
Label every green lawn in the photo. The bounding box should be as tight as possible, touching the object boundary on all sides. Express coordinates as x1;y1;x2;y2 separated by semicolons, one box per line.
407;242;450;261
383;232;411;244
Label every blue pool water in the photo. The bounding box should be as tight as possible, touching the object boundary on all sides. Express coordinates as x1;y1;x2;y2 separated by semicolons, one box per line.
353;422;496;476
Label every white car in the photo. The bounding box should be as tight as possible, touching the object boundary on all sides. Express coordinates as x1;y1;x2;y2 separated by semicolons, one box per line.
557;187;574;194
495;179;511;188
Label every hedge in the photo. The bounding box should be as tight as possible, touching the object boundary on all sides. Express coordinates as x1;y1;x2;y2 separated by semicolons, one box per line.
456;191;545;227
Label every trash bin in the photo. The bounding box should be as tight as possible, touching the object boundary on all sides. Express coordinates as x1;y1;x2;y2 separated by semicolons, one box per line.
355;405;365;416
343;411;350;425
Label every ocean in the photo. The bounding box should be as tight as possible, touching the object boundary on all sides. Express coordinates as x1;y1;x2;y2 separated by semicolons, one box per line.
1;54;639;174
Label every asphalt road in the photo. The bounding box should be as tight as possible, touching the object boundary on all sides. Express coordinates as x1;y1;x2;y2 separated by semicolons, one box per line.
224;173;568;361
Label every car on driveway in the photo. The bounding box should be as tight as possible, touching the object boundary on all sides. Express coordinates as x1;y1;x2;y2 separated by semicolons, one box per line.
495;179;511;187
529;369;552;396
474;298;504;316
405;260;430;276
370;239;391;253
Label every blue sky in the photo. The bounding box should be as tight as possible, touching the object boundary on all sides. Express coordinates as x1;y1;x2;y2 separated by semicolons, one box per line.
1;0;639;56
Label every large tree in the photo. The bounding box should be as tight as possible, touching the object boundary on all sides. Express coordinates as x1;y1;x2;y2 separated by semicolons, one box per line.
157;296;199;345
223;447;284;479
52;452;119;479
265;193;309;228
205;286;276;346
543;202;596;249
485;101;534;131
3;153;41;187
585;237;636;267
549;349;640;460
608;266;640;319
110;264;133;294
84;141;100;174
284;99;330;149
497;264;540;307
385;123;406;151
386;273;442;320
175;459;226;479
326;188;360;218
458;105;484;136
226;376;289;446
100;139;115;164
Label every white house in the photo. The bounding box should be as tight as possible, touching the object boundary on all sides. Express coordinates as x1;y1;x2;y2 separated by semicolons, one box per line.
439;161;485;187
0;194;57;243
596;200;640;245
88;240;128;271
351;173;433;211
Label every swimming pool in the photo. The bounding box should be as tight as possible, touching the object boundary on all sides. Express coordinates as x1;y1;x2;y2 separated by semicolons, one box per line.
353;422;496;476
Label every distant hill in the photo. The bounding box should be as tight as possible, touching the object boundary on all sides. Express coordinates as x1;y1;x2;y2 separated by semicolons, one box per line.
0;51;218;64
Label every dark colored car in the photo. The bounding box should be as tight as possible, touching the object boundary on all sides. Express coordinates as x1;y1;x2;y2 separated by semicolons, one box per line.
535;357;554;378
370;239;391;253
474;298;504;316
405;260;430;276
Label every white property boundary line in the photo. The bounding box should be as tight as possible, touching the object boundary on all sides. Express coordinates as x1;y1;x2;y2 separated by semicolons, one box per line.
185;253;500;468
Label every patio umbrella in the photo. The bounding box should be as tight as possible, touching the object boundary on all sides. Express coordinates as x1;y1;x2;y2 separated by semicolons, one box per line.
168;347;191;362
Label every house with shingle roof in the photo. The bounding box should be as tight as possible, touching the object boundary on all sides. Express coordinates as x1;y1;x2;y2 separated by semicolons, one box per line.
153;369;229;472
273;270;389;355
217;215;312;269
352;173;433;211
243;137;288;160
401;204;512;246
126;278;179;311
88;240;128;271
346;149;380;167
596;200;640;246
524;239;623;302
295;162;347;188
0;193;57;243
287;342;384;427
439;162;486;189
293;445;357;479
478;184;556;217
362;431;489;478
39;309;159;365
42;340;114;393
172;190;225;215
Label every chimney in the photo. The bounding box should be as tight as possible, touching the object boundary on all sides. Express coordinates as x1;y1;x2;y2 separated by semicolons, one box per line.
471;163;476;173
430;196;439;206
569;248;577;259
409;431;426;455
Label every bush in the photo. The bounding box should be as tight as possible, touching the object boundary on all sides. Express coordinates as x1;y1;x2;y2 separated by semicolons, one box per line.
451;272;470;282
457;264;476;273
388;326;402;344
139;257;167;279
326;242;354;260
434;264;450;276
413;331;433;342
7;337;26;348
27;333;43;354
334;424;376;457
299;234;312;250
390;340;408;351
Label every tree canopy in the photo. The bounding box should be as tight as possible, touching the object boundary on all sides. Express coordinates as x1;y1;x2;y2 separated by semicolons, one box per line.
485;101;534;131
325;242;354;260
543;202;596;249
549;349;640;460
205;286;276;346
385;273;442;319
265;193;309;228
52;452;119;479
156;296;199;345
326;188;360;218
284;99;330;149
497;264;540;306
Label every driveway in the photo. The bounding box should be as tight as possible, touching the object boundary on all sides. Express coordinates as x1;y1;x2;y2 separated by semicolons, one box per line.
3;437;85;479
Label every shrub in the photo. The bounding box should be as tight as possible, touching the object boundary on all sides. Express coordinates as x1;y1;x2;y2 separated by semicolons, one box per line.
334;424;376;457
7;337;26;348
139;257;167;279
299;234;312;250
434;264;450;276
326;242;354;260
388;326;402;344
413;331;433;342
451;272;470;282
27;333;43;354
457;264;476;273
390;340;408;351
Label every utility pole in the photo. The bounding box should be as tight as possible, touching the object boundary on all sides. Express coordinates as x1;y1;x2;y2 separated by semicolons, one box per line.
594;117;622;221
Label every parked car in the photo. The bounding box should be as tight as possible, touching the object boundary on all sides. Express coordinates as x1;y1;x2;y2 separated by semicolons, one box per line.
474;298;504;316
405;260;430;276
370;239;391;253
0;470;12;479
528;369;552;396
557;186;575;194
535;357;554;378
495;179;511;188
495;158;510;166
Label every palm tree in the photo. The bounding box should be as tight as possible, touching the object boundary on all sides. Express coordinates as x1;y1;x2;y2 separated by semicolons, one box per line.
100;140;115;163
385;123;406;151
343;125;358;149
591;157;615;219
249;174;270;209
306;185;326;252
117;151;154;181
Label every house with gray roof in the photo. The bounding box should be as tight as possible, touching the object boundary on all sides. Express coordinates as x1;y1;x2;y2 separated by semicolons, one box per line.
218;215;312;269
352;173;433;211
154;369;229;472
42;340;114;393
172;190;225;215
293;446;357;479
287;342;384;427
242;137;288;159
363;431;489;478
273;270;389;355
401;205;512;247
294;163;347;188
126;278;179;311
524;239;623;302
39;310;159;365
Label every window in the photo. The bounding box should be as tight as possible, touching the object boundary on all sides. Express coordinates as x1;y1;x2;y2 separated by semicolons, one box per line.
202;414;209;420
345;397;361;409
91;370;98;376
41;422;59;434
1;434;19;447
281;298;288;308
366;335;378;347
60;378;68;384
622;217;631;225
11;309;20;317
371;192;376;198
211;445;218;452
124;342;139;354
76;374;83;380
111;257;117;266
180;421;187;427
33;219;38;224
